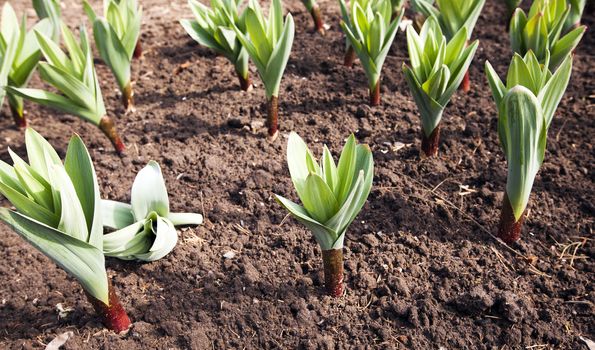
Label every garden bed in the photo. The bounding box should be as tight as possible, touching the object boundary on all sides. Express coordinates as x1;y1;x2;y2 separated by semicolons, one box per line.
0;0;593;348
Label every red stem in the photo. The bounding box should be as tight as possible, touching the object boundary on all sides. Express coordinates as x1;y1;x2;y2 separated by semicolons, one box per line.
310;5;325;35
497;192;526;244
344;46;356;68
85;281;131;333
322;249;344;297
99;116;126;154
267;96;279;142
237;72;253;92
122;82;135;113
460;69;470;93
133;39;143;60
369;80;381;106
421;124;441;157
459;40;470;92
10;104;27;129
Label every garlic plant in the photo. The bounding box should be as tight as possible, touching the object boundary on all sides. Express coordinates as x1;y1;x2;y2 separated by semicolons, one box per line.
301;0;325;34
410;0;485;92
180;0;252;91
0;128;131;332
5;25;126;154
403;16;478;157
276;132;374;297
32;0;61;42
232;0;295;142
510;0;585;70
0;3;53;128
102;161;203;261
339;0;404;106
84;0;142;112
485;51;573;244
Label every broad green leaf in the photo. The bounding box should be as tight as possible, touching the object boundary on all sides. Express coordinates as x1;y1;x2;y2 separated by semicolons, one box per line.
64;134;103;249
101;200;135;229
93;18;131;90
0;208;109;304
49;164;89;242
130;161;170;220
301;174;339;223
167;212;204;226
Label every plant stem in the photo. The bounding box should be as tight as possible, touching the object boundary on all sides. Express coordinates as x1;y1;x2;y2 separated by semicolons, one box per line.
122;82;135;113
459;40;470;92
497;192;526;244
460;69;470;93
369;80;381;106
133;39;143;60
266;96;279;142
85;281;131;333
99;116;126;154
9;103;27;129
310;5;325;35
322;249;344;297
344;46;356;68
237;72;253;92
421;124;440;157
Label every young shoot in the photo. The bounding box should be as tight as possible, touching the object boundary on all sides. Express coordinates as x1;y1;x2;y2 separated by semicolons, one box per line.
301;0;325;35
339;0;404;106
403;16;478;157
84;0;142;112
0;3;53;128
102;161;203;261
0;128;131;332
180;0;253;91
5;24;126;154
485;52;573;244
410;0;485;92
510;0;585;70
232;0;295;142
276;132;374;297
32;0;61;42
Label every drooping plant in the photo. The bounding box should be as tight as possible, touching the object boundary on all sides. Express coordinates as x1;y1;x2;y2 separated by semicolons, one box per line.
510;0;585;70
402;16;478;157
485;51;573;244
409;0;485;92
5;25;126;154
0;3;53;128
0;128;131;332
339;0;404;106
232;0;295;142
301;0;325;34
276;132;374;297
32;0;61;42
102;161;203;261
84;0;142;112
180;0;253;91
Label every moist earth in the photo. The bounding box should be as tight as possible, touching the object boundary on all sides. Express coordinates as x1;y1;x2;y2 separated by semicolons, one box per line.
0;0;593;349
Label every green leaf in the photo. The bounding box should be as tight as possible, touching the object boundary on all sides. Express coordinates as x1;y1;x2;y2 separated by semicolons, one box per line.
64;134;103;249
93;18;131;90
167;212;204;226
101;200;135;229
0;208;108;304
130;161;170;220
301;174;339;223
537;54;572;128
335;134;357;203
499;86;546;221
263;14;294;98
49;164;89;242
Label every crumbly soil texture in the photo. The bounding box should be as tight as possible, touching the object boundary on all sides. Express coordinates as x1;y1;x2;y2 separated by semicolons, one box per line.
1;0;593;349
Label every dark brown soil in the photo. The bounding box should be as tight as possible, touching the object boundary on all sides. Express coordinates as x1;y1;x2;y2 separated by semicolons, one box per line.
1;0;593;349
